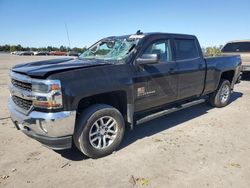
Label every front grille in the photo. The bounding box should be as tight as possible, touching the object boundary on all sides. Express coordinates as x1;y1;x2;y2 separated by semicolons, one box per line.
12;95;32;111
11;79;32;91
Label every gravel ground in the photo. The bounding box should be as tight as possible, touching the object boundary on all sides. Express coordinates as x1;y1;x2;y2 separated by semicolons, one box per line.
0;54;250;188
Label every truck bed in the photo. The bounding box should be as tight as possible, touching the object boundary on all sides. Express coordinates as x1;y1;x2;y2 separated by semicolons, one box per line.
204;55;241;94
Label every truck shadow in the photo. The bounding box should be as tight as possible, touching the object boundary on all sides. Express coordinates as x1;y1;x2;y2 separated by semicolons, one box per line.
55;91;243;161
241;73;250;81
121;91;243;149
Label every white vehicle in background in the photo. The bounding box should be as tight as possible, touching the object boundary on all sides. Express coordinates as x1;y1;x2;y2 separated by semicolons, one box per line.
33;51;39;55
10;51;17;55
15;51;22;55
221;40;250;73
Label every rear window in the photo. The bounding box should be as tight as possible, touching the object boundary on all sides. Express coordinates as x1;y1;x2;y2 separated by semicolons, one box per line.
222;42;250;52
174;39;199;60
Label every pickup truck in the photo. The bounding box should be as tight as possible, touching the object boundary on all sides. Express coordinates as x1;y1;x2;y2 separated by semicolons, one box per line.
221;40;250;73
8;32;242;158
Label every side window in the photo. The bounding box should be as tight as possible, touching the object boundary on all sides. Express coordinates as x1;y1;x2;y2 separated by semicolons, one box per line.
174;39;199;60
143;40;172;62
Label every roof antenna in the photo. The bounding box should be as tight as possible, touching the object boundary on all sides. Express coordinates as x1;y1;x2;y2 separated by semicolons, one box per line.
64;22;71;50
136;30;143;35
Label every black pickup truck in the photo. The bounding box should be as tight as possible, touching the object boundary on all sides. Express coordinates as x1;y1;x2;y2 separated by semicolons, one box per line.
8;32;242;158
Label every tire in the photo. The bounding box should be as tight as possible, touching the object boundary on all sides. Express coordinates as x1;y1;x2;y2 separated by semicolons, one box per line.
73;104;125;158
209;79;231;108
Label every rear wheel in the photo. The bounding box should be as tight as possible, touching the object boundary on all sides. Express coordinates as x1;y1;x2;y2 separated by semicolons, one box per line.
209;79;231;108
73;104;125;158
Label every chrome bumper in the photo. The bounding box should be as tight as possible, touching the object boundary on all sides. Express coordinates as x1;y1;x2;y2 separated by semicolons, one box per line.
8;98;76;148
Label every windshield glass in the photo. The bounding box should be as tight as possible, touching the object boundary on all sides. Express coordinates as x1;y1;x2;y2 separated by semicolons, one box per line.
80;37;140;61
222;42;250;52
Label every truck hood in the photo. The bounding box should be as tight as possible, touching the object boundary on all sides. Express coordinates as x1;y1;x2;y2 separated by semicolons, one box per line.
11;58;113;78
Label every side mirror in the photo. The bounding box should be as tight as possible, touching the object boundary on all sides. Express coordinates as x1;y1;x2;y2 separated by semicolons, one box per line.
136;54;160;65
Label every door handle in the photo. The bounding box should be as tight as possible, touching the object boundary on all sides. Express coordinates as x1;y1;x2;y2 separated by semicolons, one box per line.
199;63;203;69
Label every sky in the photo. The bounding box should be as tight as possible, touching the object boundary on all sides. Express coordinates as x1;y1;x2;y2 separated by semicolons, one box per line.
0;0;250;48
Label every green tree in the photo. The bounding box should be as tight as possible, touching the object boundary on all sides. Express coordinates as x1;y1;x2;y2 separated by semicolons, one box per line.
204;46;222;57
2;45;10;51
59;45;67;52
30;47;37;51
47;46;53;51
16;44;23;51
10;45;17;52
0;45;86;53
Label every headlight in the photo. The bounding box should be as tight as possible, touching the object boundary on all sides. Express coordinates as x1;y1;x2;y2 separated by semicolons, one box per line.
32;80;61;93
32;80;63;109
32;83;49;93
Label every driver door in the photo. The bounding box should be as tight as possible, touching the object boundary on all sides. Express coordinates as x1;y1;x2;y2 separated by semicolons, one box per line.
134;38;178;112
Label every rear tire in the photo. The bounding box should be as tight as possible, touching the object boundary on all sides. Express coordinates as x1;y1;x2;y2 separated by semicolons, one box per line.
209;79;231;108
73;104;125;158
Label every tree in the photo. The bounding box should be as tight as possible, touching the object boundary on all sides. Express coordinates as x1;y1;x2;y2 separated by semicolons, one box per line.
16;44;23;51
71;47;86;53
30;47;37;51
10;45;17;52
204;46;222;57
59;45;67;52
2;45;10;52
82;46;87;52
47;46;53;52
0;44;87;53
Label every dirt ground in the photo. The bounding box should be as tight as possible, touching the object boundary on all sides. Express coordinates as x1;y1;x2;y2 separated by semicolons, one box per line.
0;54;250;188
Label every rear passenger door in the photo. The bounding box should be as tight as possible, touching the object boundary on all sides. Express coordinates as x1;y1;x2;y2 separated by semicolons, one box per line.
174;38;206;100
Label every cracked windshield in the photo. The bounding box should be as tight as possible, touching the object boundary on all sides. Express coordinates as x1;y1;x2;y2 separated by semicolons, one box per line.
80;37;140;61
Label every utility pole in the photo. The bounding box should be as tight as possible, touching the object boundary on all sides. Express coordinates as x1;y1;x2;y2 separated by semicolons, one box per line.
64;22;71;51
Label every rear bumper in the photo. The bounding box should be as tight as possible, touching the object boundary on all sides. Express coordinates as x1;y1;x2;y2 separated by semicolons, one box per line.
8;98;76;150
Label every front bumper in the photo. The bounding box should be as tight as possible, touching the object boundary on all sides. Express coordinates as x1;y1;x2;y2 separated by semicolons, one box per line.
8;99;76;150
23;130;73;150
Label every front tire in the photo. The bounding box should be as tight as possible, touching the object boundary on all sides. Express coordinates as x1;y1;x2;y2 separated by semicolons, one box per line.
73;104;125;158
209;79;231;108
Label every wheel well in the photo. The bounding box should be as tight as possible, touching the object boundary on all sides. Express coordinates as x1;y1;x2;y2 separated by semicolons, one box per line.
77;91;127;120
221;70;235;83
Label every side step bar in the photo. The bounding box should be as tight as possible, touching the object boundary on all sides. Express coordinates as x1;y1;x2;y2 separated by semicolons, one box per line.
136;99;206;125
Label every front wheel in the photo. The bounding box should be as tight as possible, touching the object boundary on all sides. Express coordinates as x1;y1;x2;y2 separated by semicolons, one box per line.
73;104;125;158
209;79;232;108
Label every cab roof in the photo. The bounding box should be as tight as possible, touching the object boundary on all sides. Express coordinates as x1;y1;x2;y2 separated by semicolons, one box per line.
106;32;197;40
226;40;250;43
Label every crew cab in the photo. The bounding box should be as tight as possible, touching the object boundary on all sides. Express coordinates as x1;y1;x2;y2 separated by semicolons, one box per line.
8;32;242;158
